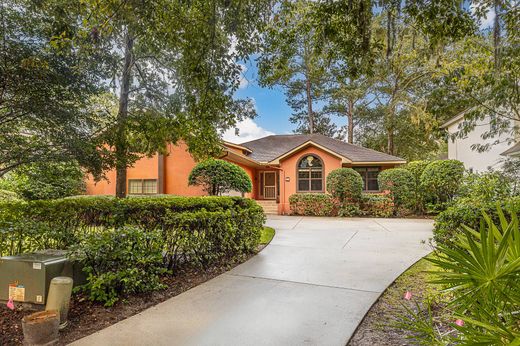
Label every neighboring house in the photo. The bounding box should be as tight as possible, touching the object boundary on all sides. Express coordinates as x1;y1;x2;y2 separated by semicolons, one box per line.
442;112;520;172
85;134;406;214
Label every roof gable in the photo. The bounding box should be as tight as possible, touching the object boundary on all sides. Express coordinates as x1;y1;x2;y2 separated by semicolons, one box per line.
238;134;405;164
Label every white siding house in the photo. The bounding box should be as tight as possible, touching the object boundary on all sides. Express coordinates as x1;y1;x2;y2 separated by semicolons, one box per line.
442;113;519;172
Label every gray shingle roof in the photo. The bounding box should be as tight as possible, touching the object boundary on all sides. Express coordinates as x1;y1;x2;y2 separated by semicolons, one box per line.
239;134;405;163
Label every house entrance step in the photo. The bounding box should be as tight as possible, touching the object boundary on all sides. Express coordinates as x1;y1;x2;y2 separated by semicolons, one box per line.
256;200;279;215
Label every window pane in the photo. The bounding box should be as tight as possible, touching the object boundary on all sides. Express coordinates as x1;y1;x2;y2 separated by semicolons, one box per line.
128;180;142;194
310;180;322;191
143;179;157;194
353;167;366;173
368;171;379;179
298;179;309;191
298;170;310;179
298;155;322;168
311;171;322;179
367;179;379;191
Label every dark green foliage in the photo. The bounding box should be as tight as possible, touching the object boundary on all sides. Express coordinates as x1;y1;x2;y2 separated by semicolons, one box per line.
377;168;414;208
1;161;85;200
188;159;252;196
420;160;465;206
433;197;520;247
289;193;338;216
458;171;512;204
70;227;166;307
326;168;363;202
404;160;430;212
406;208;520;343
0;196;265;270
360;193;394;218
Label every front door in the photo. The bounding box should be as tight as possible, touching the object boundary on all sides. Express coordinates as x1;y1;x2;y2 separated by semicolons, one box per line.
263;172;276;200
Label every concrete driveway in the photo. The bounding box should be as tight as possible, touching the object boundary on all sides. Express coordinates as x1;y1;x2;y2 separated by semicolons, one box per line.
72;216;433;346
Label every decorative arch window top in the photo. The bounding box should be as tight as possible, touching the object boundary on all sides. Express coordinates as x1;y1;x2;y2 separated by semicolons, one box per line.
297;155;323;192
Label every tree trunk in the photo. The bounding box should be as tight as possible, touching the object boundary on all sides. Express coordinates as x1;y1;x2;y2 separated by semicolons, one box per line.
493;0;501;71
305;78;314;134
115;32;134;198
347;99;354;144
386;106;395;155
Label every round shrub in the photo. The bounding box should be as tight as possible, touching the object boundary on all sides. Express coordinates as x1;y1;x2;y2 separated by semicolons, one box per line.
326;168;363;202
377;168;414;208
458;171;512;203
188;159;252;196
420;160;465;204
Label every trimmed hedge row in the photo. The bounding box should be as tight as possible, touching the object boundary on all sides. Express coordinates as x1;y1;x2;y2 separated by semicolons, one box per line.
289;192;395;218
0;196;265;269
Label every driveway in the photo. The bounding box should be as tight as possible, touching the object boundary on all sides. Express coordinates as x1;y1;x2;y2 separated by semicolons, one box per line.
72;216;433;346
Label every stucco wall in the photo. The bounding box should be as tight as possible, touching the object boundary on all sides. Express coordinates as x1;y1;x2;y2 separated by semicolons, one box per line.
446;115;512;172
278;146;343;214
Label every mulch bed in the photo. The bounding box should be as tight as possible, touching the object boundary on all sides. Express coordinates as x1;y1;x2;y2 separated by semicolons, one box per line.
0;255;253;346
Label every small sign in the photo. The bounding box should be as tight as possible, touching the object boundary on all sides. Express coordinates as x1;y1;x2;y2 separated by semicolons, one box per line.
8;284;25;302
36;295;43;303
33;262;42;270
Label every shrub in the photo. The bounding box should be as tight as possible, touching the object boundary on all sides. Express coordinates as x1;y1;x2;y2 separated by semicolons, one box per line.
433;196;520;247
70;227;166;307
420;160;465;207
0;161;85;200
458;171;512;203
404;160;430;212
0;196;265;264
377;168;414;208
404;208;520;344
289;193;337;216
188;159;252;196
326;168;363;202
360;193;394;218
0;189;20;201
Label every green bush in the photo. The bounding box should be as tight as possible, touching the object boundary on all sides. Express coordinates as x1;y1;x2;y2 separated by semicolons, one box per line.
420;160;465;207
433;196;520;247
70;227;166;306
458;171;512;203
404;208;520;344
360;193;394;218
0;189;20;201
377;168;414;208
326;168;363;202
404;160;430;212
0;161;85;200
0;196;264;262
289;193;338;216
188;159;252;196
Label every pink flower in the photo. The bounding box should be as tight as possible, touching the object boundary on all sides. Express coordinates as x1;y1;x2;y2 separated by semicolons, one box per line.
6;298;14;310
455;319;464;327
404;291;412;300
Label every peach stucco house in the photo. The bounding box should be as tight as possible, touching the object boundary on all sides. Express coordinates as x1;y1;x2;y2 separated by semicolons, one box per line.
86;134;406;214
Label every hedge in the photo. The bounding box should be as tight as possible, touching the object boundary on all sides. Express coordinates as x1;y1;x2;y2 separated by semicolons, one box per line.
289;193;338;216
433;196;520;247
0;195;265;270
360;193;394;218
326;168;363;202
377;168;414;208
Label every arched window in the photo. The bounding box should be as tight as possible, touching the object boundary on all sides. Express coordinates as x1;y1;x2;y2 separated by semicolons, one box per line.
297;155;323;192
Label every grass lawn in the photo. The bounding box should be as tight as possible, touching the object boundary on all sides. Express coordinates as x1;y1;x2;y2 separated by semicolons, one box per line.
260;226;275;245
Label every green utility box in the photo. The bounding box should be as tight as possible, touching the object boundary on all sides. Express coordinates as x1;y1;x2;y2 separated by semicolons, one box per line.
0;250;84;305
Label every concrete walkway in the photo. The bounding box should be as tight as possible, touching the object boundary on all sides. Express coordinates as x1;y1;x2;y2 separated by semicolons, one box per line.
72;216;433;346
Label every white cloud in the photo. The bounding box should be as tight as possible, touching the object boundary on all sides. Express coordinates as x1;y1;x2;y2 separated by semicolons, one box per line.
222;118;275;144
